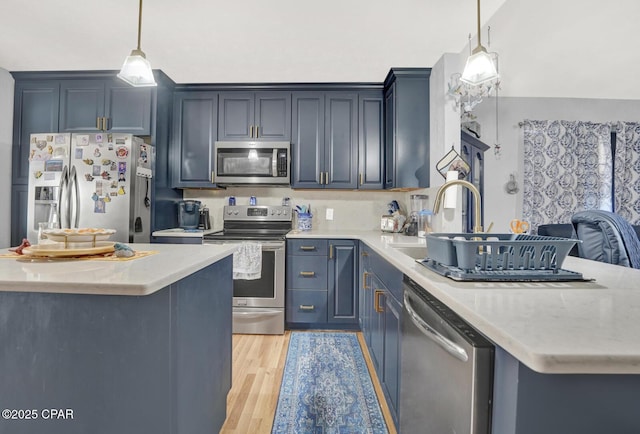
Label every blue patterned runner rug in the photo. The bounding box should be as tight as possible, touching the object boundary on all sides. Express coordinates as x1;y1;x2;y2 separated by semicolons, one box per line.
271;331;389;434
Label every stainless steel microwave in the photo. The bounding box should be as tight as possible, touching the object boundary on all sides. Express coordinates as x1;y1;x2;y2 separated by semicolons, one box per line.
213;141;290;185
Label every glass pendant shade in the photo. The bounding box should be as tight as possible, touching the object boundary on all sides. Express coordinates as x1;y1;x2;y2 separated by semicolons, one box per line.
460;46;499;86
117;49;157;87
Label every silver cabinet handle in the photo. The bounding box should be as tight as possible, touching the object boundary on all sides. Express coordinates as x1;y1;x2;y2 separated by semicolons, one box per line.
299;246;316;251
299;271;315;277
403;292;469;362
250;125;254;138
299;305;315;311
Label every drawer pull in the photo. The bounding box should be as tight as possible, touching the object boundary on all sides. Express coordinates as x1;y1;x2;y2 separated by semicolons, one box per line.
361;251;369;257
299;246;316;251
363;271;371;289
299;271;316;277
299;305;315;311
374;289;385;313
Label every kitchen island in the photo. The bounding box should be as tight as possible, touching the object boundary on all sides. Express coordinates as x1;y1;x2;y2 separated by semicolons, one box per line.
288;230;640;434
0;243;235;434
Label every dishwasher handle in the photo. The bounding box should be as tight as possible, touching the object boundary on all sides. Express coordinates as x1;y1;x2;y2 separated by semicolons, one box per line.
404;291;469;362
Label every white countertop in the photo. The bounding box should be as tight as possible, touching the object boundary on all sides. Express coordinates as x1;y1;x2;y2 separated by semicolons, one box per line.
0;243;236;296
288;229;640;375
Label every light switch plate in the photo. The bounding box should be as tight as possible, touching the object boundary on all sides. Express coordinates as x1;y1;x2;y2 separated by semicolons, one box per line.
326;208;334;220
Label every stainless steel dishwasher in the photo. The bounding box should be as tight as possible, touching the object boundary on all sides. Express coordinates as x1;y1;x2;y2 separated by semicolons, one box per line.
401;275;494;434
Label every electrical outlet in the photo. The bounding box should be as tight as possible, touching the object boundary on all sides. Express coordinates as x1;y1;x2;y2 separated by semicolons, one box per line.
326;208;334;220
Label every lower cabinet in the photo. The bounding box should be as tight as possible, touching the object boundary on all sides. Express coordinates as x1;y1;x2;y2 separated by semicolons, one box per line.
286;239;358;328
359;241;402;428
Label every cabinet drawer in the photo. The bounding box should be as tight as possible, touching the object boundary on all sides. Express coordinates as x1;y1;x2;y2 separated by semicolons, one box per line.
287;256;328;289
288;239;327;256
286;290;327;323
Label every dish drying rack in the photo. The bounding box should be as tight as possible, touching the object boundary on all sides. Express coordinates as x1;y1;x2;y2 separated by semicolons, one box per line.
419;233;587;281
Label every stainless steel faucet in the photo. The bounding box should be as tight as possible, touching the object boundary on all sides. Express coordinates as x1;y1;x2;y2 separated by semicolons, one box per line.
433;179;483;233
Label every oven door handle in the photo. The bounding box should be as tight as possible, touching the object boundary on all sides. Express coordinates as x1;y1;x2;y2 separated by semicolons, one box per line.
403;291;469;362
234;310;282;318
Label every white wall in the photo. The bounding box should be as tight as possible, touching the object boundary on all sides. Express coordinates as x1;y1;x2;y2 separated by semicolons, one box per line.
0;69;14;248
473;97;640;232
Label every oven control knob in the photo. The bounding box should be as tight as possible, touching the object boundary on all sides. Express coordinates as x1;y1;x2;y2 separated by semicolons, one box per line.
283;209;287;215
271;210;275;215
233;210;239;215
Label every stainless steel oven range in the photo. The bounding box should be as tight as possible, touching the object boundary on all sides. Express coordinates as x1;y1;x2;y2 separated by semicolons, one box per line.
204;205;292;334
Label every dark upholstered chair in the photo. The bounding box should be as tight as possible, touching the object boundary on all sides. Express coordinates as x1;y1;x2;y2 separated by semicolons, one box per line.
570;211;640;268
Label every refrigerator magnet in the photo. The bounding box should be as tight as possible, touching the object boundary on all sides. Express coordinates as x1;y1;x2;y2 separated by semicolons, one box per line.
46;135;54;142
116;146;128;159
118;186;126;195
118;162;126;172
110;192;118;197
92;192;99;201
95;134;103;143
92;165;101;176
118;172;125;182
84;174;94;181
75;148;83;159
110;181;117;189
110;162;117;171
83;158;94;165
76;135;90;146
94;199;106;214
103;195;111;203
101;159;112;166
96;181;103;196
107;134;113;142
36;140;47;150
45;160;63;172
116;138;126;145
55;135;66;145
33;170;43;179
94;148;101;157
101;171;111;180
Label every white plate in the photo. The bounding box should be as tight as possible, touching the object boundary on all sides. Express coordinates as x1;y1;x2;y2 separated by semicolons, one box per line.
43;228;116;243
22;242;115;257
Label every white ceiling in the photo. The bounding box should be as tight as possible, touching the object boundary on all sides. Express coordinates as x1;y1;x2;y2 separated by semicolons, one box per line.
0;0;637;99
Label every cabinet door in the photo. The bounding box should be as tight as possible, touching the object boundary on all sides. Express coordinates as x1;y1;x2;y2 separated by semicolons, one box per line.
359;243;371;338
255;92;291;141
291;92;324;188
358;92;384;189
383;293;401;423
104;80;152;135
59;80;105;132
171;92;218;187
327;240;358;324
12;80;60;185
325;93;358;188
218;92;254;140
384;85;395;189
10;184;28;247
369;275;385;372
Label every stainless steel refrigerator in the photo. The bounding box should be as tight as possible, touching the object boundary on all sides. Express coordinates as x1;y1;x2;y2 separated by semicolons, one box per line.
26;133;154;244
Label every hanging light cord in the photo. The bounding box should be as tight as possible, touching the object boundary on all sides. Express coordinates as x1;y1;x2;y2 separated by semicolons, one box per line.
476;0;482;48
136;0;143;52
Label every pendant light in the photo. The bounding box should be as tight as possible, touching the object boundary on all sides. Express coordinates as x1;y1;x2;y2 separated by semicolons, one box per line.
460;0;499;86
117;0;157;87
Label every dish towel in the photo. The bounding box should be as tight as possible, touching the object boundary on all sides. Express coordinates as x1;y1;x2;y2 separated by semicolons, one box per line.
233;242;262;280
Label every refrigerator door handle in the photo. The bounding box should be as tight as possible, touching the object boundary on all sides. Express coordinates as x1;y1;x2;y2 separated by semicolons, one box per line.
69;166;80;228
58;165;69;228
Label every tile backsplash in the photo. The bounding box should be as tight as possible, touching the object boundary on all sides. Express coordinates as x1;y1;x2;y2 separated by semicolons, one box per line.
183;187;436;232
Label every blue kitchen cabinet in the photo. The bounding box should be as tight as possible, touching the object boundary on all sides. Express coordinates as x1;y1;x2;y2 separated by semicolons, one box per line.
218;91;291;141
291;92;358;189
170;91;219;188
358;92;384;189
12;80;60;186
10;184;28;247
59;79;152;134
461;130;490;233
384;68;431;189
286;239;358;328
327;240;358;324
358;242;402;429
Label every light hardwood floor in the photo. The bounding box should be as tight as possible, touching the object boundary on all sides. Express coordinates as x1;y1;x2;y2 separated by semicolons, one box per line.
219;331;397;434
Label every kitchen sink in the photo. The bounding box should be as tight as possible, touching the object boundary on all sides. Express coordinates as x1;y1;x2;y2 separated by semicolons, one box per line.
391;246;428;260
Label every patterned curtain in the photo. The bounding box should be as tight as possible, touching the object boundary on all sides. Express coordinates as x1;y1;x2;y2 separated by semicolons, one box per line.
523;120;613;233
614;122;640;224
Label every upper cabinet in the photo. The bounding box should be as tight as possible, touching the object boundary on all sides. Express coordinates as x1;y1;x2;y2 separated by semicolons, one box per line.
218;91;291;141
170;91;218;188
291;91;359;189
383;68;431;189
358;92;384;189
461;130;490;233
59;79;152;134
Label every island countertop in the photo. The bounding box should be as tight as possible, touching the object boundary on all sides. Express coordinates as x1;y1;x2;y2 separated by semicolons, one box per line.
287;229;640;374
0;243;236;296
